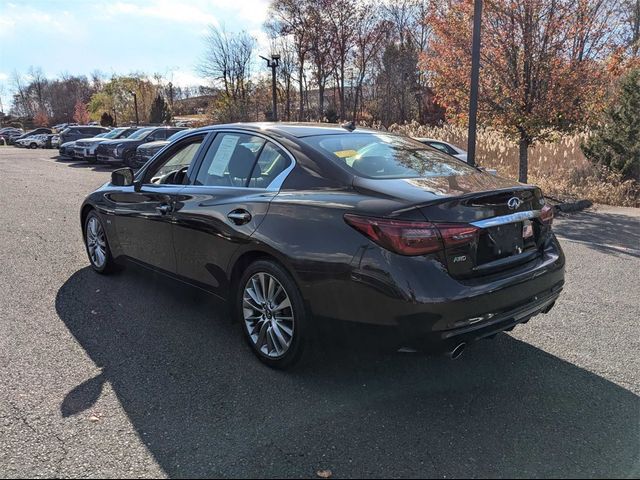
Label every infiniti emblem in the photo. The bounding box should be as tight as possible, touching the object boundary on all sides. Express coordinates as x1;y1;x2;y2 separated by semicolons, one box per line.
507;197;522;210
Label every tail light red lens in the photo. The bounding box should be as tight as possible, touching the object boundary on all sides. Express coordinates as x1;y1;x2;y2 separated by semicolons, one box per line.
344;214;479;256
436;224;480;248
540;204;554;225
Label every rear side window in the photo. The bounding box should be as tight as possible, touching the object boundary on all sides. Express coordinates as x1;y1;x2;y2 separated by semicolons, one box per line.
195;133;265;187
248;143;291;188
303;133;476;179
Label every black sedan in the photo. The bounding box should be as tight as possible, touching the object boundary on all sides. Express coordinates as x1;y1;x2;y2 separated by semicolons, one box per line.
133;129;193;169
80;123;564;368
95;126;186;167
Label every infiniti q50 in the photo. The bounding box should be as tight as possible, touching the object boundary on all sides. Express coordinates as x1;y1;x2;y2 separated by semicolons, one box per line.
80;123;564;368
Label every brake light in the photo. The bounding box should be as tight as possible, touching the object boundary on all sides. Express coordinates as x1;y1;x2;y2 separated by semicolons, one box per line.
344;214;441;255
540;204;554;225
344;214;479;256
437;224;480;248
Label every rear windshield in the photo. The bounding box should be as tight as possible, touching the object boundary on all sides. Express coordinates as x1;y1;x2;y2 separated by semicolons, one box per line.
303;133;476;179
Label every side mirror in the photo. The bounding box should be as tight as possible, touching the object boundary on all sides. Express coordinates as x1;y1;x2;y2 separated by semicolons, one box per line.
111;167;135;186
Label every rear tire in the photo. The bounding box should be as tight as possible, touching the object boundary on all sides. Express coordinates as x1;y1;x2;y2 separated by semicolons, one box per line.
84;211;118;274
236;260;309;369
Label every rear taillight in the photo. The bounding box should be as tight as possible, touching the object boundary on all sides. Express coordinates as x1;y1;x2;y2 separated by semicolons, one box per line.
540;204;554;225
436;224;480;248
344;214;479;256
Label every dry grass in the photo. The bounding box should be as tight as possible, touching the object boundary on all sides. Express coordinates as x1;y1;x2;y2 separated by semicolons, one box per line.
381;122;639;207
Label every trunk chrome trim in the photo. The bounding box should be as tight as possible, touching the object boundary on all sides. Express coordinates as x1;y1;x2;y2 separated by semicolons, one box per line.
470;210;541;229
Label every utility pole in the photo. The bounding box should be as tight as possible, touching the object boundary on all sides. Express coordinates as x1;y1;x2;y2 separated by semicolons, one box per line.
260;54;280;121
129;90;139;125
467;0;483;167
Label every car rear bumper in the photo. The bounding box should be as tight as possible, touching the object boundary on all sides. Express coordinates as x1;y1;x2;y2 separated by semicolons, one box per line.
300;236;565;343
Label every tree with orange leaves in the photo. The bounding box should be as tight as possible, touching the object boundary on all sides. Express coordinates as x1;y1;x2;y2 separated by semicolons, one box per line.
425;0;622;182
33;110;49;127
73;100;90;125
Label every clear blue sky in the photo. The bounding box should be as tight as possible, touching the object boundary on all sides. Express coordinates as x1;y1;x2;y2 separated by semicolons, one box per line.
0;0;272;110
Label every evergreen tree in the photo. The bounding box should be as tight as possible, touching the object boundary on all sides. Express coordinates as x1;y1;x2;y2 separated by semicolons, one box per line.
149;95;172;124
583;69;640;180
100;112;114;127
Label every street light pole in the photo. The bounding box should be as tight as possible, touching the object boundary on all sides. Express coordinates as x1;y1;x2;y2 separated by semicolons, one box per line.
260;54;280;122
129;90;139;125
467;0;483;167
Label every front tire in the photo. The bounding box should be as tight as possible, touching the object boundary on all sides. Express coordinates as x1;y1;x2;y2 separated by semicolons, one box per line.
84;211;117;274
30;143;37;149
236;260;309;369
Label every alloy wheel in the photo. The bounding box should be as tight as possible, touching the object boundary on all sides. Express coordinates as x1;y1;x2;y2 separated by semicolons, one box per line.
86;216;107;268
243;272;295;358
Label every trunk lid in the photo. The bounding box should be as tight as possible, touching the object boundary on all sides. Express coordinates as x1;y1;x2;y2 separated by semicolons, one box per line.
353;173;551;278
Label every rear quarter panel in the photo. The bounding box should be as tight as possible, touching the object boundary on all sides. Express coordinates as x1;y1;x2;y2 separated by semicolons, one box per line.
245;189;411;320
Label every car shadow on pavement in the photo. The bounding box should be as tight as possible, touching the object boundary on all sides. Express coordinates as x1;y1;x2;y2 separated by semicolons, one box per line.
56;266;640;479
554;210;640;257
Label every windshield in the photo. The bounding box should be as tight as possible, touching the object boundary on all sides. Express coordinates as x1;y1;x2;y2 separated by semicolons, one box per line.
303;133;477;179
127;128;154;140
100;129;126;139
166;130;188;142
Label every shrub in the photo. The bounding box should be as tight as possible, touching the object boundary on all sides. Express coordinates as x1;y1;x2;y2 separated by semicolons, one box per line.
582;69;640;181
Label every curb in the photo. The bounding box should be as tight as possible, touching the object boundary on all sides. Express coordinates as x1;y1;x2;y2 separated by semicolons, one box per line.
554;199;593;213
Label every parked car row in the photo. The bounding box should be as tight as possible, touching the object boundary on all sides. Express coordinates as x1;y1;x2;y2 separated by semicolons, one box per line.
0;127;53;146
14;133;51;149
57;125;188;168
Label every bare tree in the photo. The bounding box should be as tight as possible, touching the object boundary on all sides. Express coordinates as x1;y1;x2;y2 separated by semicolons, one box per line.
199;26;255;121
307;4;334;119
352;3;389;120
327;0;359;120
11;71;34;117
268;0;312;120
271;35;297;121
620;0;640;56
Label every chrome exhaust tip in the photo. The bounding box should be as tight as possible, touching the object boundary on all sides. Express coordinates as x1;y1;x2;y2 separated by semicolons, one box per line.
448;342;466;360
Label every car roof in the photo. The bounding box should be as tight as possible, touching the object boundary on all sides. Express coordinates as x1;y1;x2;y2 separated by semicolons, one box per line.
414;138;452;144
196;122;380;138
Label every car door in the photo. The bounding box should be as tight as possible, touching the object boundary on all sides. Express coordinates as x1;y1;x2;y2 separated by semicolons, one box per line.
106;134;207;273
172;131;294;296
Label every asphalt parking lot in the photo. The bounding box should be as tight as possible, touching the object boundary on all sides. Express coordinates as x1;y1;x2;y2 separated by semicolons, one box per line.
0;147;638;479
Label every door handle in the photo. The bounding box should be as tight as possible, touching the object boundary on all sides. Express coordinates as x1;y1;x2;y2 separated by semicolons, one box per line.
227;209;252;225
155;204;172;215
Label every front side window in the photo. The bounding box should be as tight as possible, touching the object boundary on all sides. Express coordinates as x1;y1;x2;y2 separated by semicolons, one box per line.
146;139;203;185
195;133;265;187
303;133;476;179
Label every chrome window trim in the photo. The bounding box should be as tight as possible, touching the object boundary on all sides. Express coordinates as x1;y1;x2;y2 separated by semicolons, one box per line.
191;128;297;192
470;210;541;229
